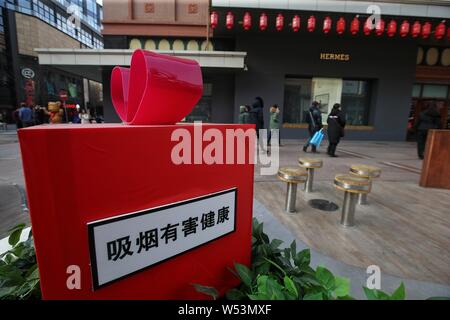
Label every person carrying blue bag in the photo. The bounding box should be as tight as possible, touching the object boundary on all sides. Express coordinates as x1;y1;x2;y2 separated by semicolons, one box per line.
303;101;323;153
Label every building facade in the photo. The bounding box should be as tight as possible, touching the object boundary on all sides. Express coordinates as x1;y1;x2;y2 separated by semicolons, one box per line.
33;0;450;141
0;0;104;122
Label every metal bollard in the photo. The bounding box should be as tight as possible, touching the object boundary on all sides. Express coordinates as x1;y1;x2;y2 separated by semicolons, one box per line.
358;193;368;205
340;192;358;227
285;182;298;213
304;168;314;193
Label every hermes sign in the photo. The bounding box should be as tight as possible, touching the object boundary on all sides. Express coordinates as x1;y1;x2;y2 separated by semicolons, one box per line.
320;53;350;61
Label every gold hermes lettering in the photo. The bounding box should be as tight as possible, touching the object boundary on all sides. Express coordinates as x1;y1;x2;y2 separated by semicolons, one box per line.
320;53;350;61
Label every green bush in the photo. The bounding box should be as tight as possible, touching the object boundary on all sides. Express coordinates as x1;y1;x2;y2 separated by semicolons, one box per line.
0;224;40;300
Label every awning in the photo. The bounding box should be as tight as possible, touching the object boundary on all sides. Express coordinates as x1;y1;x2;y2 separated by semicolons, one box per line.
35;49;247;69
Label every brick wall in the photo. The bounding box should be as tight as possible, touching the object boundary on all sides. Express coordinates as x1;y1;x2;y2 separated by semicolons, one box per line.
15;12;80;57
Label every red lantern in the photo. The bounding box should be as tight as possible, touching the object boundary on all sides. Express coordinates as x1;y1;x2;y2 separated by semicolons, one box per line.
411;21;421;38
307;15;316;32
259;13;268;31
243;12;251;31
435;22;446;40
210;11;218;29
448;27;450;40
375;19;385;36
350;17;360;35
276;13;284;31
323;16;332;34
387;20;397;37
292;15;300;32
421;22;431;39
400;20;410;37
363;17;372;35
336;17;345;35
226;11;234;30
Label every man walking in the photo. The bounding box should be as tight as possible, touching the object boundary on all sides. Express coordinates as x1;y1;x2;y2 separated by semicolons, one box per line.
19;103;33;128
303;101;323;153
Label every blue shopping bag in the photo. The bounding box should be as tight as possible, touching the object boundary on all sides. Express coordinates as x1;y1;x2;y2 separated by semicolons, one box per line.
309;128;324;147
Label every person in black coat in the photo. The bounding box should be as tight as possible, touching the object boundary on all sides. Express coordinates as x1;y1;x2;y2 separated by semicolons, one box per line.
415;103;441;159
326;103;346;157
249;96;265;138
303;101;323;153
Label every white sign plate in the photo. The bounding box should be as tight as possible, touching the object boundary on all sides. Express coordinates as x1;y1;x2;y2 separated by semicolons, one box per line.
88;188;237;289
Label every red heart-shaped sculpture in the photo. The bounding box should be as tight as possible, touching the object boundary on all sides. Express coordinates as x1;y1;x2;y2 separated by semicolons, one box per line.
111;49;203;125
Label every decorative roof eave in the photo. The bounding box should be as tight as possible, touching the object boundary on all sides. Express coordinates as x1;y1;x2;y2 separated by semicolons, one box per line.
34;49;247;69
211;0;450;19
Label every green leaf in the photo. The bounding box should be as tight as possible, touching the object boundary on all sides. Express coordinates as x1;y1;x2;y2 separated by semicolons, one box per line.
266;277;285;300
270;239;283;249
333;276;350;297
390;282;405;300
293;249;311;268
303;292;324;300
363;287;390;300
256;274;268;294
192;283;219;300
284;276;298;298
8;224;26;247
290;240;297;256
315;266;335;290
234;263;254;288
225;288;246;300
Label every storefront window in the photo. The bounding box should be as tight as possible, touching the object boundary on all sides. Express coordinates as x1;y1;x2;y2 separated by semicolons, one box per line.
282;77;311;124
312;77;343;125
422;85;448;99
341;80;371;125
283;77;372;125
412;84;421;98
184;83;212;122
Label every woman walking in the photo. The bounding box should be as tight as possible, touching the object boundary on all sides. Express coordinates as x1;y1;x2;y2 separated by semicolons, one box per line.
326;103;346;157
268;104;281;146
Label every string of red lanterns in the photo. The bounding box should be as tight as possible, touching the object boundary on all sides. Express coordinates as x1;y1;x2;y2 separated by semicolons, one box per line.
209;12;448;41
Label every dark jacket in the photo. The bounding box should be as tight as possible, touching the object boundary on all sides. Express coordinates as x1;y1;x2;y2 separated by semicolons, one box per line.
306;106;323;134
327;110;346;144
415;108;441;131
249;98;264;130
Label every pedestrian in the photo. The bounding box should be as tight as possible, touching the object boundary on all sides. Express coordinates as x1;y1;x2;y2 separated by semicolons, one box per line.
249;96;264;138
13;104;24;129
326;103;346;157
415;102;441;159
238;105;250;124
302;101;323;153
80;109;90;124
0;111;7;130
268;104;281;146
19;103;34;128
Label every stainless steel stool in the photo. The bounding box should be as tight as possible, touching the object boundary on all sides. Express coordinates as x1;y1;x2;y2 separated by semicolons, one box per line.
334;174;371;227
349;164;381;205
298;157;323;193
277;167;308;213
